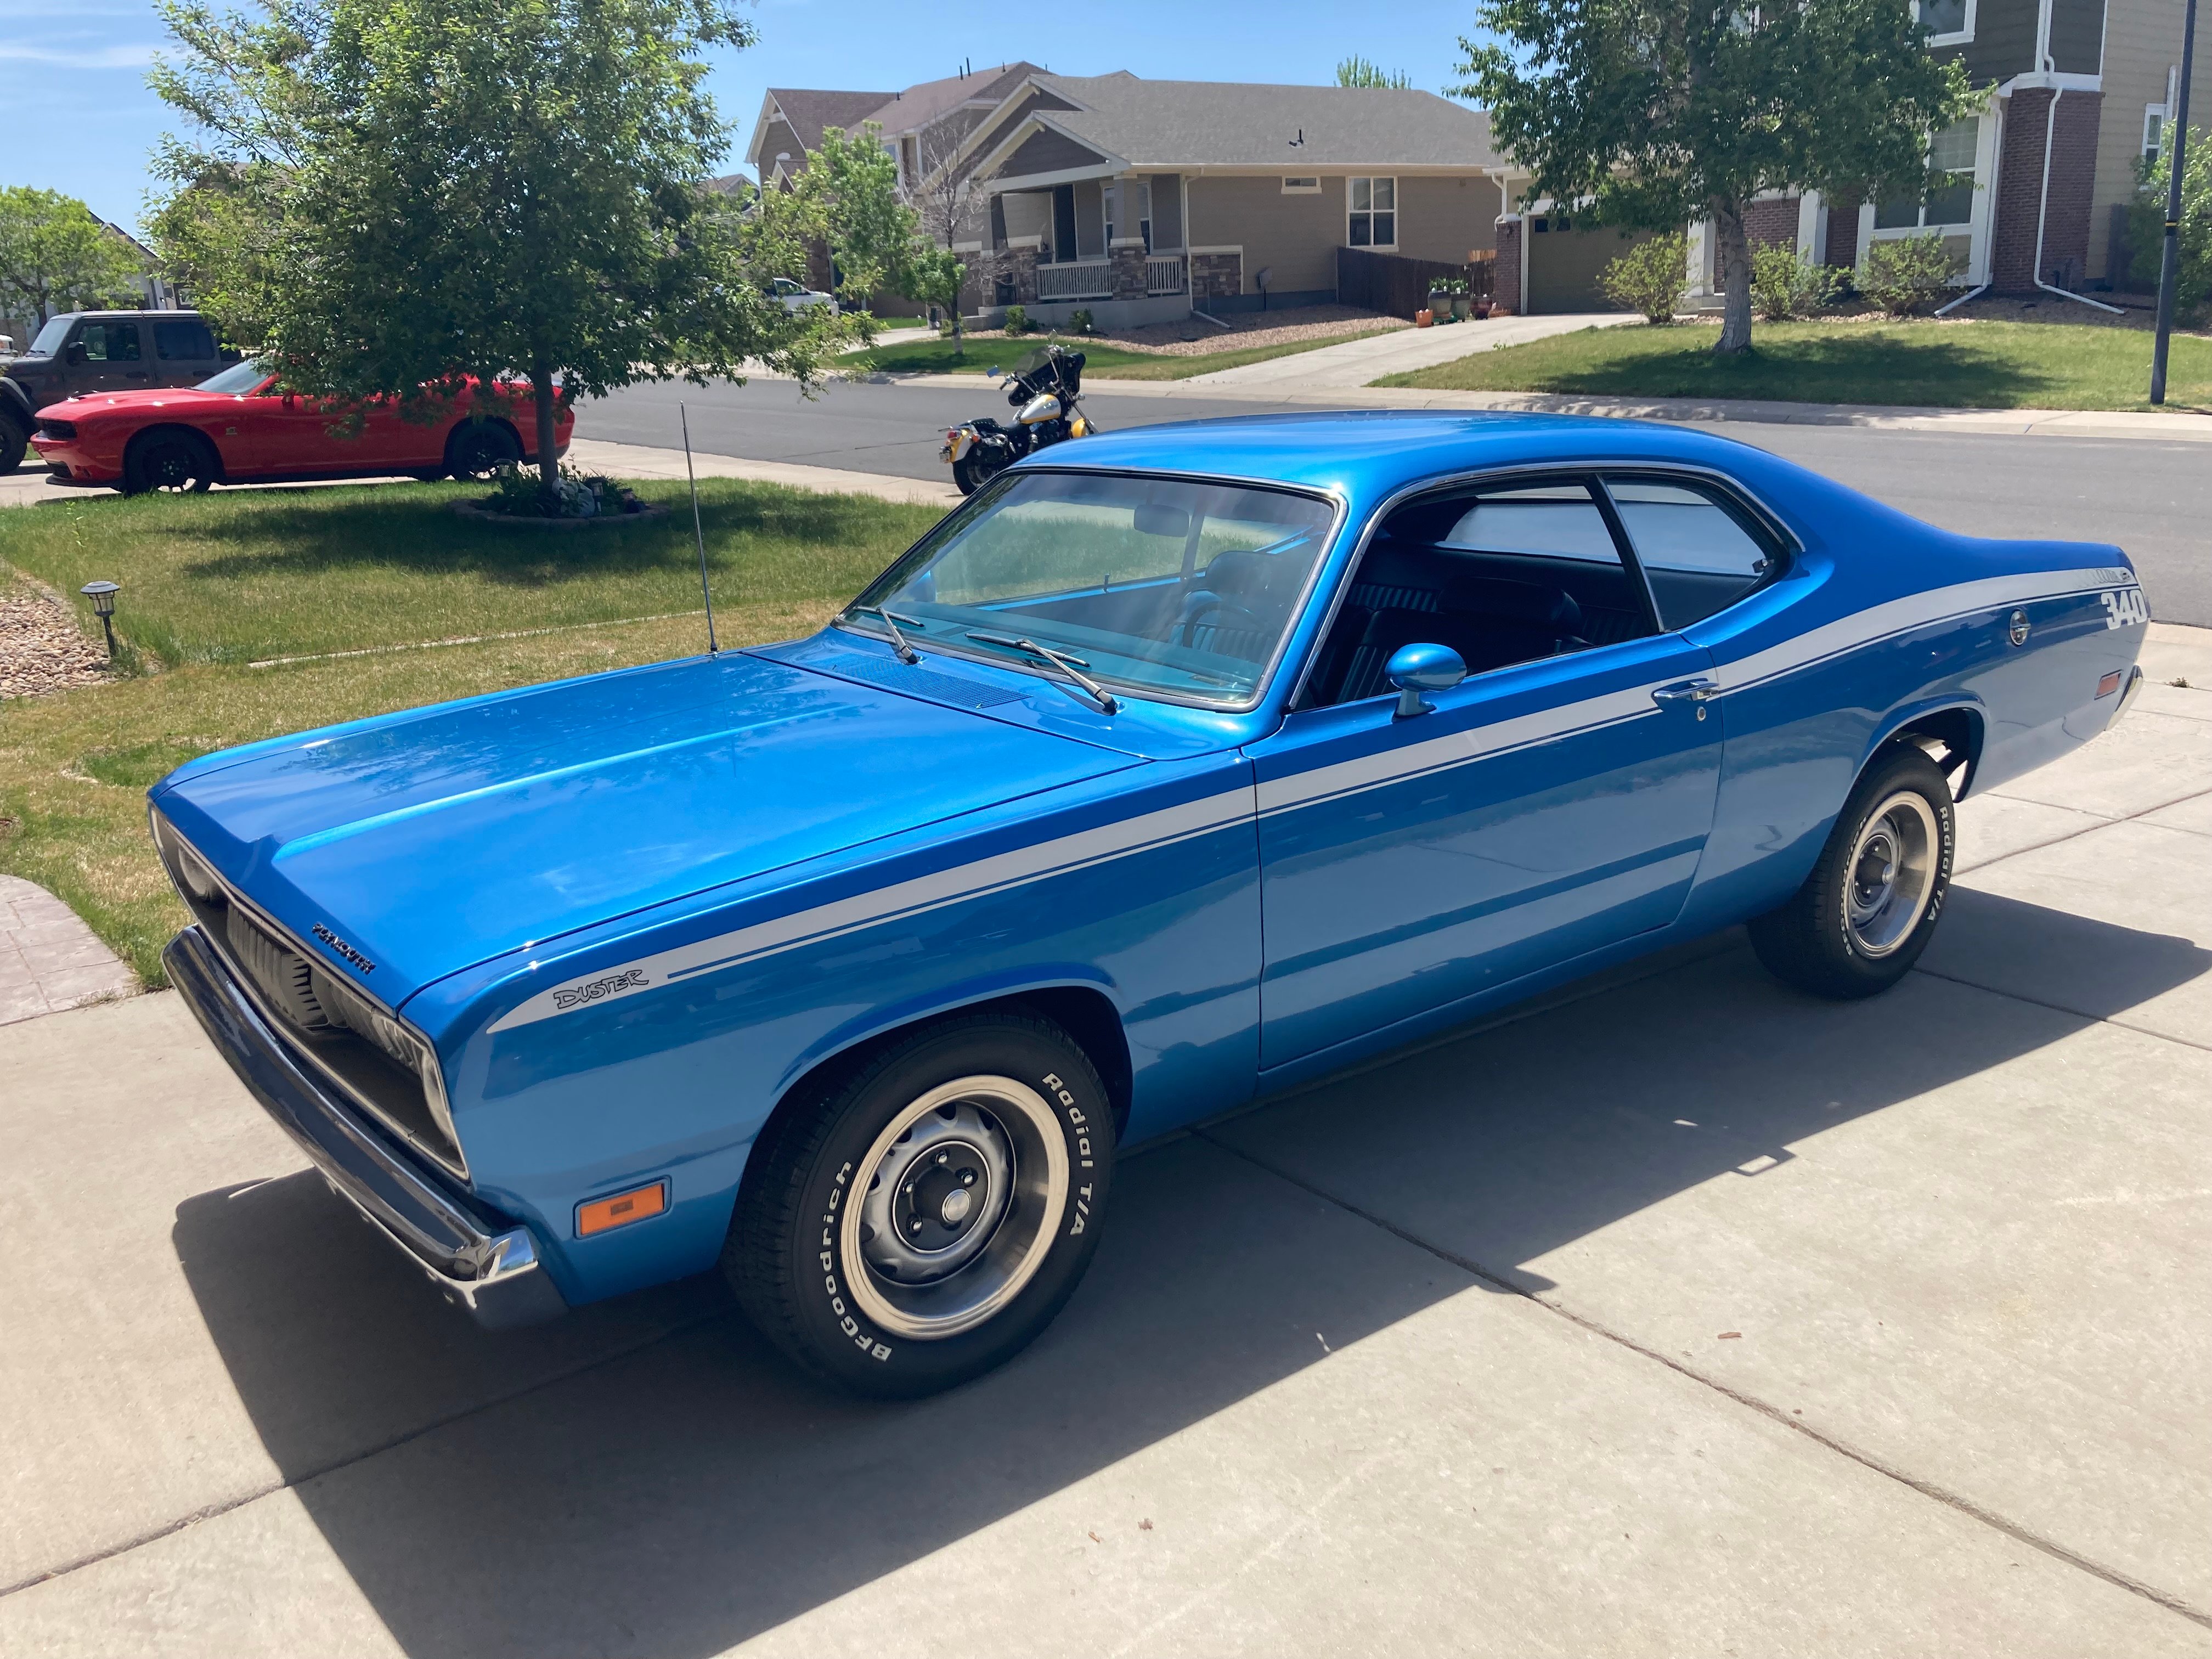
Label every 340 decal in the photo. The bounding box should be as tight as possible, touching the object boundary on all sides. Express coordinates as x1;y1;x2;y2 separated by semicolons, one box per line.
2101;588;2149;629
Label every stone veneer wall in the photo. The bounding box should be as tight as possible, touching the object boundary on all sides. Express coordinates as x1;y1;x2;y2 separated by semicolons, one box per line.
1109;241;1147;301
1494;218;1522;315
1990;87;2103;292
994;244;1041;305
1190;251;1243;302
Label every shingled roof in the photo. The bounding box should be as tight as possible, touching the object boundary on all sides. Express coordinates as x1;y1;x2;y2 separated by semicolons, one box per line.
998;75;1500;172
760;88;896;158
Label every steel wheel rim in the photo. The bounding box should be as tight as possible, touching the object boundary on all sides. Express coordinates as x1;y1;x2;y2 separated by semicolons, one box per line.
1844;789;1939;957
841;1075;1068;1341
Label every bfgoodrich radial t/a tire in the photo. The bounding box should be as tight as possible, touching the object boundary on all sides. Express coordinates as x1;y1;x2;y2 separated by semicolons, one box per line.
1748;743;1956;1000
725;1010;1115;1397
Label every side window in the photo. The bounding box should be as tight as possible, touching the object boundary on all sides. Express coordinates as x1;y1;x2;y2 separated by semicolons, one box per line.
1303;481;1656;708
77;321;142;362
1602;477;1777;629
154;319;216;360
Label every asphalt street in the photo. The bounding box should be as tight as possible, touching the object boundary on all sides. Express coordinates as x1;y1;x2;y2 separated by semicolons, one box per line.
582;375;2212;628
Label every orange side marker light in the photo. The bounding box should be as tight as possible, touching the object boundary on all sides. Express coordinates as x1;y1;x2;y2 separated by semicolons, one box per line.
577;1180;668;1237
2096;670;2123;698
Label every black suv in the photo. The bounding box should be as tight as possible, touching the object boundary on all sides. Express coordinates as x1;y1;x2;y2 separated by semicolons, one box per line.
1;311;239;473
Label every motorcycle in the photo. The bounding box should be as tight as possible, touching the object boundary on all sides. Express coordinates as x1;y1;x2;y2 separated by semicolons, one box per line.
940;342;1094;495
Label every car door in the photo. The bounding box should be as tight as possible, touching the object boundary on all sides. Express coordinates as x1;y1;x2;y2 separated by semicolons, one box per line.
68;319;151;396
150;316;221;390
1247;477;1724;1071
226;379;331;475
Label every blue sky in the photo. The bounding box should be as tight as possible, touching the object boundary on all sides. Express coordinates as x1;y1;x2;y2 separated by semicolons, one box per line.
5;0;1491;236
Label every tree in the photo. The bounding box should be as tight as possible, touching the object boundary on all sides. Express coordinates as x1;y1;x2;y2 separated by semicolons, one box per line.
0;188;148;325
898;116;983;351
1336;55;1414;88
148;0;854;497
2129;127;2211;324
1455;0;1976;353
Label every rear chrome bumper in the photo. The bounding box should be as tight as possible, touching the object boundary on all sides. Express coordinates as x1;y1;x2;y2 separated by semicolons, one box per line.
165;926;567;1330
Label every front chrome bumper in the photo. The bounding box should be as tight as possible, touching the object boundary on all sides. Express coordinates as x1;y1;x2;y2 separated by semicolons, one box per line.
165;926;567;1330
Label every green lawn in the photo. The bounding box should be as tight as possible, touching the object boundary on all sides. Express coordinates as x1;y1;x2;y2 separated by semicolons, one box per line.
847;326;1398;381
0;478;946;984
1377;318;2212;410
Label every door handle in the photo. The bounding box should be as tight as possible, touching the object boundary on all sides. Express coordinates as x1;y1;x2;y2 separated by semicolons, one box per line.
1652;679;1720;720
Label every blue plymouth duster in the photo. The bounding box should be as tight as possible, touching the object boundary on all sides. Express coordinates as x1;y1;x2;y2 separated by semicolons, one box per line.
154;413;2150;1395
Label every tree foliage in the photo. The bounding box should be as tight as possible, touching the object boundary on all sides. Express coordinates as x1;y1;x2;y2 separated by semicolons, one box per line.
1336;55;1414;89
148;0;855;494
0;188;148;326
1455;0;1975;351
2129;128;2212;324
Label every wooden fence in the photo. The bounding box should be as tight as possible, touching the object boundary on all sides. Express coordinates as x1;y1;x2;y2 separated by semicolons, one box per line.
1336;247;1497;320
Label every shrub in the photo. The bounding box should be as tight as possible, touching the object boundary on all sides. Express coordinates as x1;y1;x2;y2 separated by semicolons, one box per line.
1069;307;1096;335
2128;125;2212;323
1859;234;1963;317
1001;303;1029;336
1597;232;1690;324
1750;242;1845;320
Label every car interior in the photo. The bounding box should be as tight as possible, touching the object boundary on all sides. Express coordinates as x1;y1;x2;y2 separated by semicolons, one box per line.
1296;476;1778;709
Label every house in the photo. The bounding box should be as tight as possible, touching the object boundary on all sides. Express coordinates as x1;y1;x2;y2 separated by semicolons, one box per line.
1498;0;2195;314
741;69;1511;327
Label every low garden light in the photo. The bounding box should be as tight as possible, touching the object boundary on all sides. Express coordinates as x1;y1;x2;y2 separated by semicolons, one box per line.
80;580;120;659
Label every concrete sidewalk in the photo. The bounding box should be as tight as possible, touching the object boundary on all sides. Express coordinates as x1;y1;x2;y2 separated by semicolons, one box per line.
1;636;2207;1654
1172;311;1633;389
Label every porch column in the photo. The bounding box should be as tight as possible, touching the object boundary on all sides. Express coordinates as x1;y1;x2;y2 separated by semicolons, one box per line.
1109;239;1148;300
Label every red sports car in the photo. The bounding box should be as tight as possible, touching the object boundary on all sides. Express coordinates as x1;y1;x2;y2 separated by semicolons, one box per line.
29;359;572;494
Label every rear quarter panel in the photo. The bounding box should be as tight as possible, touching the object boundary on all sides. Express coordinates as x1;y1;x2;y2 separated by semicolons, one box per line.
1676;459;2146;932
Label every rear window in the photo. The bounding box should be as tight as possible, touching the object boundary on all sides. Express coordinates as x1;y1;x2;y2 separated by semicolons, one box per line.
155;319;217;360
1604;477;1777;629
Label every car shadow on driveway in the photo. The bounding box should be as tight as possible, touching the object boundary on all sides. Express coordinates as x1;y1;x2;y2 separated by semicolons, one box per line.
172;895;2212;1658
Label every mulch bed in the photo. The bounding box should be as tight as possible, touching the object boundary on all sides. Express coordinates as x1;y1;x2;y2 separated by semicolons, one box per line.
0;589;115;699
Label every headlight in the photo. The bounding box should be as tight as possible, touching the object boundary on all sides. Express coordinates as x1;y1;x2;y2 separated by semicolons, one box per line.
313;965;462;1154
151;812;224;902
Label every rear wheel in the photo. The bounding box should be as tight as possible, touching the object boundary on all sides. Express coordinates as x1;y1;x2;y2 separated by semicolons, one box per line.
122;429;218;495
1748;744;1955;999
952;444;1010;497
725;1009;1115;1397
0;410;26;475
445;420;522;479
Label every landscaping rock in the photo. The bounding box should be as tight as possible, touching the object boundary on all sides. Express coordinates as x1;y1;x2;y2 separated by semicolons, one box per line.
0;589;114;700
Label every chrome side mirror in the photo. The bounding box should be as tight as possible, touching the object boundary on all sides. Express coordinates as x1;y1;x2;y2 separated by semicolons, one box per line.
1386;643;1466;718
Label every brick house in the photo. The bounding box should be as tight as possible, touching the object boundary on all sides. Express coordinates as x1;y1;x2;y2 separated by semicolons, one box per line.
742;69;1510;328
1498;0;2194;314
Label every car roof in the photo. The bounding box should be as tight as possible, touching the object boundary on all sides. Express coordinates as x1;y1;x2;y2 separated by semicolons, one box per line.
1024;410;1803;516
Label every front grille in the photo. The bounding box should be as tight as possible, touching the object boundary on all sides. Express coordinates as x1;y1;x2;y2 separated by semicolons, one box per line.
153;812;467;1177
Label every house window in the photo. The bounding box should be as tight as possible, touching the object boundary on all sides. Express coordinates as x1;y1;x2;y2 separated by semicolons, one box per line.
2145;106;2168;165
1348;177;1396;248
1282;176;1321;194
1875;116;1978;230
1914;0;1972;43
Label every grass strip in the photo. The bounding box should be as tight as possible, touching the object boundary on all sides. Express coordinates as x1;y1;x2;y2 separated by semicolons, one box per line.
1375;318;2212;411
846;327;1398;381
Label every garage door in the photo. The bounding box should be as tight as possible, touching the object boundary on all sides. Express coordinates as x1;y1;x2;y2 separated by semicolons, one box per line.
1525;218;1658;314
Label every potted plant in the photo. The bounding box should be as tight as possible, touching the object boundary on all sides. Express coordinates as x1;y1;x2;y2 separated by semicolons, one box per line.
1415;307;1435;327
1426;283;1453;320
1449;277;1472;321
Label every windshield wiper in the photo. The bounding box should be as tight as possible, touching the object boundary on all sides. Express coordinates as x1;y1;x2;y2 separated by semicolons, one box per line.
847;604;922;664
964;630;1119;713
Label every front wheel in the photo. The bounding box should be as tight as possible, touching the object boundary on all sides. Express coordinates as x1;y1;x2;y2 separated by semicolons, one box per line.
445;420;522;480
1748;744;1955;999
0;411;26;475
122;430;218;494
725;1010;1116;1397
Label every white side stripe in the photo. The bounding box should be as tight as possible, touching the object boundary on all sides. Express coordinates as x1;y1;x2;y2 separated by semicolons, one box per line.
489;787;1254;1031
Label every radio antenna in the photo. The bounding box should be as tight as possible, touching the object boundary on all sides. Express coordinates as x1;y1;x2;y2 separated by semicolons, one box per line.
681;402;717;654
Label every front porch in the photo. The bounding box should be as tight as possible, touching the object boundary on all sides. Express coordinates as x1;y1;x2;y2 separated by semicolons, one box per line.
981;173;1224;329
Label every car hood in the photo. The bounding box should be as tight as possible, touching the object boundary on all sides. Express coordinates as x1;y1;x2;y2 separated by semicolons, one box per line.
44;389;221;417
153;651;1143;1007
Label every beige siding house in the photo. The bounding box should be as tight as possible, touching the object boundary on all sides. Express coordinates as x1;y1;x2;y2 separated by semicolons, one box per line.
743;69;1511;328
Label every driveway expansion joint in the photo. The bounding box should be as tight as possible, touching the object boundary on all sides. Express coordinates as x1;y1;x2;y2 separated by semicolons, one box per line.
1192;1126;2212;1633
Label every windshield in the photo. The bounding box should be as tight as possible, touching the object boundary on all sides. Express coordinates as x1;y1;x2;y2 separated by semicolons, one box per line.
196;357;267;394
29;315;74;357
845;470;1336;708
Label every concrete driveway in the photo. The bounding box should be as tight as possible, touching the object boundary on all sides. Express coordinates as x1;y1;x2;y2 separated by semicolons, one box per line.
1;631;2208;1656
1169;311;1633;390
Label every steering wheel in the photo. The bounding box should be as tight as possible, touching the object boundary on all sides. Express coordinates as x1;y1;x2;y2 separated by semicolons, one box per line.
1174;588;1258;647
